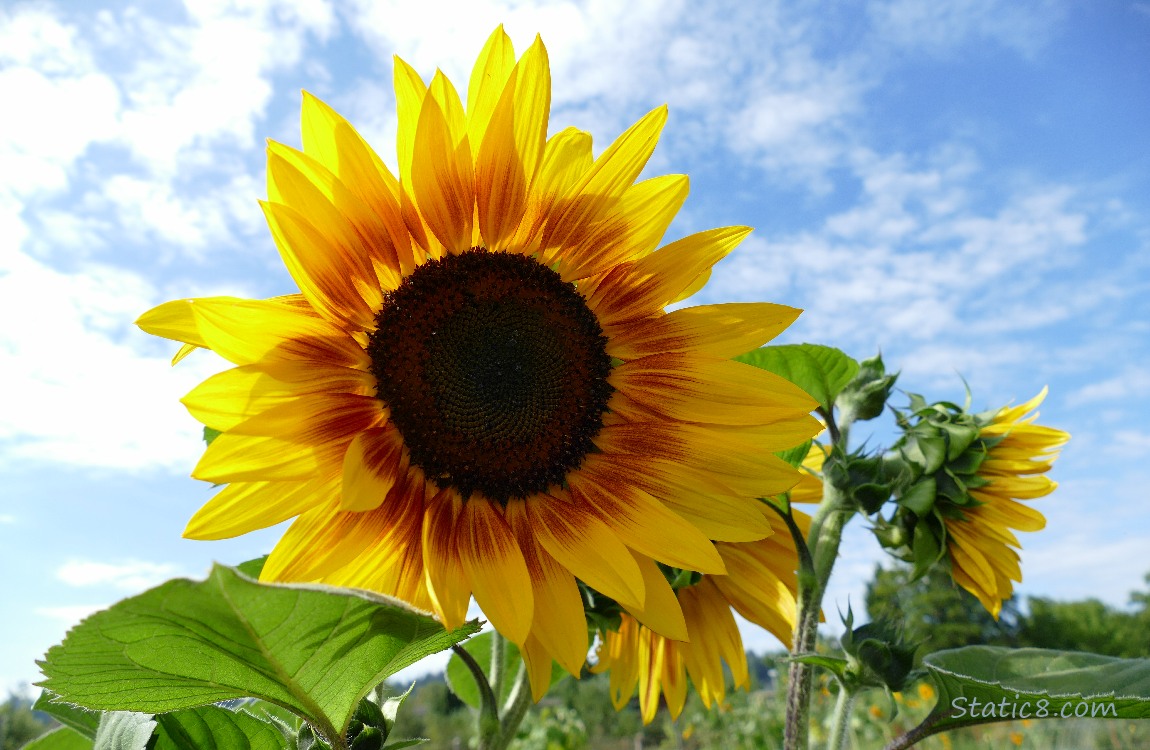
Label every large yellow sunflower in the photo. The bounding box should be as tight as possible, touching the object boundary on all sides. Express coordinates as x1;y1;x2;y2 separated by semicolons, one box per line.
592;510;809;723
945;387;1069;617
136;27;820;698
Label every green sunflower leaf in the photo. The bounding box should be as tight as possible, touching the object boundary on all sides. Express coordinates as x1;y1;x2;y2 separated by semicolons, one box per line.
775;439;813;469
153;706;290;750
735;343;859;413
899;647;1150;744
34;691;101;739
22;727;93;750
38;563;480;745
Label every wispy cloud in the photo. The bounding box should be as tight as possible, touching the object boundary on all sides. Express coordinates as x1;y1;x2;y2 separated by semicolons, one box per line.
56;559;181;590
35;604;108;624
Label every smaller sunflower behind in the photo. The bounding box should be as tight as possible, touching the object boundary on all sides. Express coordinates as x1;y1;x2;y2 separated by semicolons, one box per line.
884;388;1069;618
592;500;812;724
946;388;1068;616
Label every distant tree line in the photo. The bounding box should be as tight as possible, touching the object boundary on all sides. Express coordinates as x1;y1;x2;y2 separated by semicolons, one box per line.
865;564;1150;658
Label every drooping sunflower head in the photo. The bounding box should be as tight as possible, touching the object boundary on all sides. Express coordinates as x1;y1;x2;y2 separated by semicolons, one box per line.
884;388;1069;617
591;509;809;724
137;26;822;700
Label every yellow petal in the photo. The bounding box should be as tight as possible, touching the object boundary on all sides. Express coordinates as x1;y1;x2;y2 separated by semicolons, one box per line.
542;106;667;257
475;37;550;251
610;353;818;425
621;551;688;642
520;632;556;703
136;297;224;347
507;501;588;676
422;491;472;629
260;199;382;328
410;94;475;254
457;500;532;643
393;55;428;185
299;92;412;271
226;393;382;446
341;426;407;512
557;173;689;281
193;433;323;483
189;297;367;368
594;421;806;499
509;126;593;249
183;478;329;540
526;496;645;610
607;302;801;361
266;143;401;295
585;454;775;542
181;362;372;431
466;25;516;155
261;498;391;582
713;539;799;645
567;459;725;575
588;225;753;326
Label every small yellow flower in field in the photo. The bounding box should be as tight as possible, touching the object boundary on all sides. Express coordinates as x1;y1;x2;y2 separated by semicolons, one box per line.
1021;719;1033;728
681;723;695;740
1009;729;1024;746
892;691;903;703
868;704;883;720
135;25;821;701
939;734;953;750
917;682;935;702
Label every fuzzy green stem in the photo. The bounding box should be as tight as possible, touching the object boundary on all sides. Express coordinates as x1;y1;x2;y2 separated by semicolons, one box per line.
493;661;533;750
490;630;507;708
451;643;500;748
785;405;856;750
826;684;856;750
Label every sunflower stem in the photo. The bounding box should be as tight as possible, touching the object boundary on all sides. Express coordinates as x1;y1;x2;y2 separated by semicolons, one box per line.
490;630;507;709
826;681;856;750
451;642;501;748
494;661;532;750
786;405;855;750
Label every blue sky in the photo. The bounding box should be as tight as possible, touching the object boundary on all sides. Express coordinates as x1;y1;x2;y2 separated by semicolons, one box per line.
2;0;1148;693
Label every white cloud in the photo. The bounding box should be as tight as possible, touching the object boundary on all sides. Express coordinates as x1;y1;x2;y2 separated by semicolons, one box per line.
0;248;227;471
705;148;1091;387
1068;366;1150;406
868;0;1065;57
0;8;120;200
57;559;181;590
339;0;870;185
35;604;109;624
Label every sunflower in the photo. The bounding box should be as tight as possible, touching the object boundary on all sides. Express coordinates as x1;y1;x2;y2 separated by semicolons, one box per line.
945;387;1069;616
136;27;820;699
592;509;809;723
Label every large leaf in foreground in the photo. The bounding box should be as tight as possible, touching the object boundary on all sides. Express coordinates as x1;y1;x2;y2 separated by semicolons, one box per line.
39;564;479;742
896;647;1150;745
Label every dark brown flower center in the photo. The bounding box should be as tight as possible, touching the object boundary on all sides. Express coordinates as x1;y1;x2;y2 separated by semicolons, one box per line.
368;249;613;504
